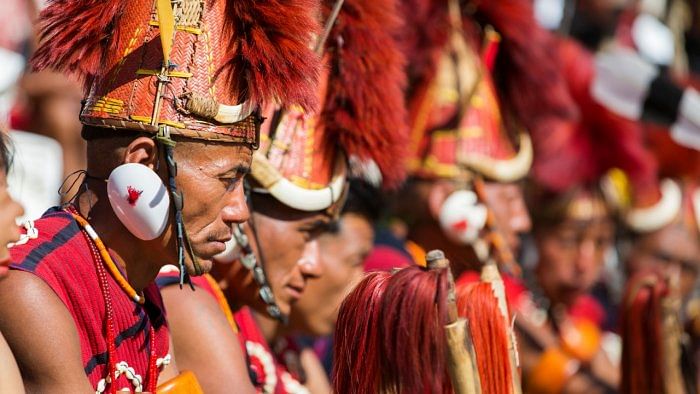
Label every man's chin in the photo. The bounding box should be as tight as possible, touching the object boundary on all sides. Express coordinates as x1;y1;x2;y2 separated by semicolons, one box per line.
185;257;214;276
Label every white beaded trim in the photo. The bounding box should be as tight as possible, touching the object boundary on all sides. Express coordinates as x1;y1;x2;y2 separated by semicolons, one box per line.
246;341;277;394
94;355;171;394
280;371;309;394
7;220;38;248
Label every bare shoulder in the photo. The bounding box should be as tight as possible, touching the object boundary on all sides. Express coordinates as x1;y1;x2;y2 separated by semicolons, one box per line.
161;284;255;394
0;270;93;393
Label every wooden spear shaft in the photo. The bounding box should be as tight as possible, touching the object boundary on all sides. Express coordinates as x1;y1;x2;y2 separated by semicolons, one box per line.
426;250;480;394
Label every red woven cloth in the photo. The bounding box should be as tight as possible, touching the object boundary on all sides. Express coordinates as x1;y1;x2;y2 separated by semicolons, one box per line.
10;208;169;389
235;307;307;393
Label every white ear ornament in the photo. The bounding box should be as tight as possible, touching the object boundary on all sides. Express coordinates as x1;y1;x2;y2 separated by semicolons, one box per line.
439;190;488;245
107;163;170;240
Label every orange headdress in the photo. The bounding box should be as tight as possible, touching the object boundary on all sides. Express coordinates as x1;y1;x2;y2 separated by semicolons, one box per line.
401;0;577;183
250;0;408;213
32;0;324;143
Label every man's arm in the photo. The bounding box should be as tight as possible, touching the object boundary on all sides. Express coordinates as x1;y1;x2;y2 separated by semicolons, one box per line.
0;270;93;393
161;285;256;394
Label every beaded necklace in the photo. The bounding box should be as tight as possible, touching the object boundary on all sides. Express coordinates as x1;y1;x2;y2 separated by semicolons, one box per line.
66;206;159;393
67;206;144;304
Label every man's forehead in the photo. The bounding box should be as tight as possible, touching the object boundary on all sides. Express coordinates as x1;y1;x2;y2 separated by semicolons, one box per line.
178;141;253;165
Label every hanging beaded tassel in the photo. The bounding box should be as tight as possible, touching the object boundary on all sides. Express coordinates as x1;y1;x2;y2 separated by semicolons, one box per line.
238;182;287;323
233;222;287;324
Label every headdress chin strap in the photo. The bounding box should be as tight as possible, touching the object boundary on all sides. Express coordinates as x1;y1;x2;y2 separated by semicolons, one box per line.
240;180;287;324
156;125;201;288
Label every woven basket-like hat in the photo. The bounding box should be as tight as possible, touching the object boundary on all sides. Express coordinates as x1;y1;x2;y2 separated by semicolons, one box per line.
32;0;323;145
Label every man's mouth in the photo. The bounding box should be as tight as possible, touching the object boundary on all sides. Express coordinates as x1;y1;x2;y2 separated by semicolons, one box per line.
285;284;305;301
202;233;233;256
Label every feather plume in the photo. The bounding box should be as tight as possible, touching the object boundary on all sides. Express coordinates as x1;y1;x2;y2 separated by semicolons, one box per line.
398;0;448;95
378;266;451;393
620;270;667;394
332;271;391;393
223;0;322;111
332;266;453;393
478;0;578;127
321;0;409;189
31;0;129;83
457;281;512;394
32;0;322;110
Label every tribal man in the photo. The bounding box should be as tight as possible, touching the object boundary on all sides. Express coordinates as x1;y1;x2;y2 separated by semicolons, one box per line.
0;0;320;392
158;0;407;392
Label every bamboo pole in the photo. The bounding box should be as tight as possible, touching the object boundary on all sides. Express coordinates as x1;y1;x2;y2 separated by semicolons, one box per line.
661;270;686;394
426;250;480;394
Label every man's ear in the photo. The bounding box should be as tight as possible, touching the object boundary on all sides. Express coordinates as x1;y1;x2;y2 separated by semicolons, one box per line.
122;137;158;169
427;180;454;221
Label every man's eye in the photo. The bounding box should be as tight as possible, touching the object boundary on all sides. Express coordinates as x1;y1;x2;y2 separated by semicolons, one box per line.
300;220;334;240
221;176;243;191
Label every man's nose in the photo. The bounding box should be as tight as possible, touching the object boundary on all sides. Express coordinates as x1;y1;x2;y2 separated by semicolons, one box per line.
298;239;324;278
221;183;250;225
575;239;597;274
508;196;532;235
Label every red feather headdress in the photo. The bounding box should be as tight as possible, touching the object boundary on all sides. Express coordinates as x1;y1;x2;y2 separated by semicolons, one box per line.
400;0;577;137
32;0;322;112
400;0;577;183
532;38;661;212
321;0;409;188
31;0;323;147
249;0;408;213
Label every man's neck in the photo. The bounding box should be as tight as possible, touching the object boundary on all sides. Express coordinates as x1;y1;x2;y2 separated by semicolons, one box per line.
252;309;283;344
75;189;164;293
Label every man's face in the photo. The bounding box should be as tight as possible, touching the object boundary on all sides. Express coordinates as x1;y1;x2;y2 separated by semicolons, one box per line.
289;213;373;336
235;193;330;316
628;224;700;300
170;141;253;274
535;214;614;307
481;182;532;253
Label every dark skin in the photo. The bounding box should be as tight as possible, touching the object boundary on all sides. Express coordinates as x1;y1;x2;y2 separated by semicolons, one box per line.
252;212;373;393
166;192;328;394
0;167;23;275
535;218;615;308
627;222;700;301
285;213;373;337
0;136;253;392
161;282;254;394
519;195;619;393
213;192;329;316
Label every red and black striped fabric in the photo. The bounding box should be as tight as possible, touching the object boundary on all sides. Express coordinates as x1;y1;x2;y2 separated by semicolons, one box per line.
9;208;169;390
